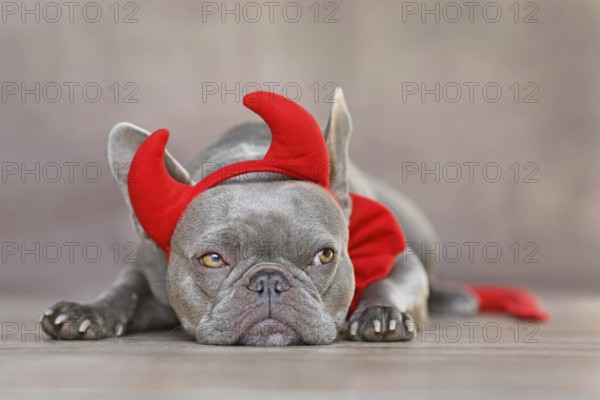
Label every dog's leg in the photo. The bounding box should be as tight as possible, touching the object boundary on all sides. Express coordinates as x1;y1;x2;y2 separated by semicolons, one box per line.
40;266;179;340
347;251;429;342
41;123;189;341
428;283;479;316
362;175;479;319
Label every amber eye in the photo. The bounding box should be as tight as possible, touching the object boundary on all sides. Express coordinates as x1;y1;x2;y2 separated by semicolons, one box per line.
314;248;335;266
199;253;225;268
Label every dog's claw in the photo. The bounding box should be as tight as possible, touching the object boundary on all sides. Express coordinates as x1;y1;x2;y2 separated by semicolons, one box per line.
116;323;124;337
349;321;358;336
347;306;417;342
388;319;397;331
40;300;128;340
39;309;53;322
78;319;92;334
373;319;381;333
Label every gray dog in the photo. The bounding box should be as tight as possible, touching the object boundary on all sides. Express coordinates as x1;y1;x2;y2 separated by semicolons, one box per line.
40;89;477;345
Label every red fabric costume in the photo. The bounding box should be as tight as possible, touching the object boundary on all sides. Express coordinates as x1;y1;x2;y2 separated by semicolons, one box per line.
127;91;549;321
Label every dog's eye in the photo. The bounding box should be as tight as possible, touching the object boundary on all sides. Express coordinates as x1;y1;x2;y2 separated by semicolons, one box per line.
313;248;335;265
199;253;225;268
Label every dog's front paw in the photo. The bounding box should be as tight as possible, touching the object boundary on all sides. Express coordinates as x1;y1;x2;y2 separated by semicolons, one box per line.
347;306;417;342
40;301;126;340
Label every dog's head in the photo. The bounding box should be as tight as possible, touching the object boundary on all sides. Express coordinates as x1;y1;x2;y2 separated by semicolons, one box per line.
108;90;355;345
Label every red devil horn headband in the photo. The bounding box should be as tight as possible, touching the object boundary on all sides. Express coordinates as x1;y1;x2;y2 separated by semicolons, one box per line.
127;91;330;254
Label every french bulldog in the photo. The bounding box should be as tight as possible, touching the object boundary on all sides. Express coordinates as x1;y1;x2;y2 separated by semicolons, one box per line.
40;89;477;345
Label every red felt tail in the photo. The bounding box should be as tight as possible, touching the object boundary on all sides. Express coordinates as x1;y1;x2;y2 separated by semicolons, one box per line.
467;285;550;322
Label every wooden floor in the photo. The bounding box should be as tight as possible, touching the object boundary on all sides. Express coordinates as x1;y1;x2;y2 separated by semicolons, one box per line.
1;292;599;399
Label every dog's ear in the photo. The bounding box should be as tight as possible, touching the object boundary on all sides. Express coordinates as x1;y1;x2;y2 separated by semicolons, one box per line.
323;88;352;221
108;122;191;237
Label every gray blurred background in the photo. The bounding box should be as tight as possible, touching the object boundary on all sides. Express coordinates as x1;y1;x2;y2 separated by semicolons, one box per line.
1;0;598;300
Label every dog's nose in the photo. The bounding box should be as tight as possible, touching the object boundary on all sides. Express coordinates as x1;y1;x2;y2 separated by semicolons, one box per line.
247;270;291;298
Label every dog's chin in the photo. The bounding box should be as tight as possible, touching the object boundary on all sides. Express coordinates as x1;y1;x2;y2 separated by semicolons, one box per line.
237;318;302;346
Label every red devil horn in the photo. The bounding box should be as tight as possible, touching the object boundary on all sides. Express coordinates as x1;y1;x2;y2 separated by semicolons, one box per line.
128;92;331;255
243;91;330;187
127;129;194;253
